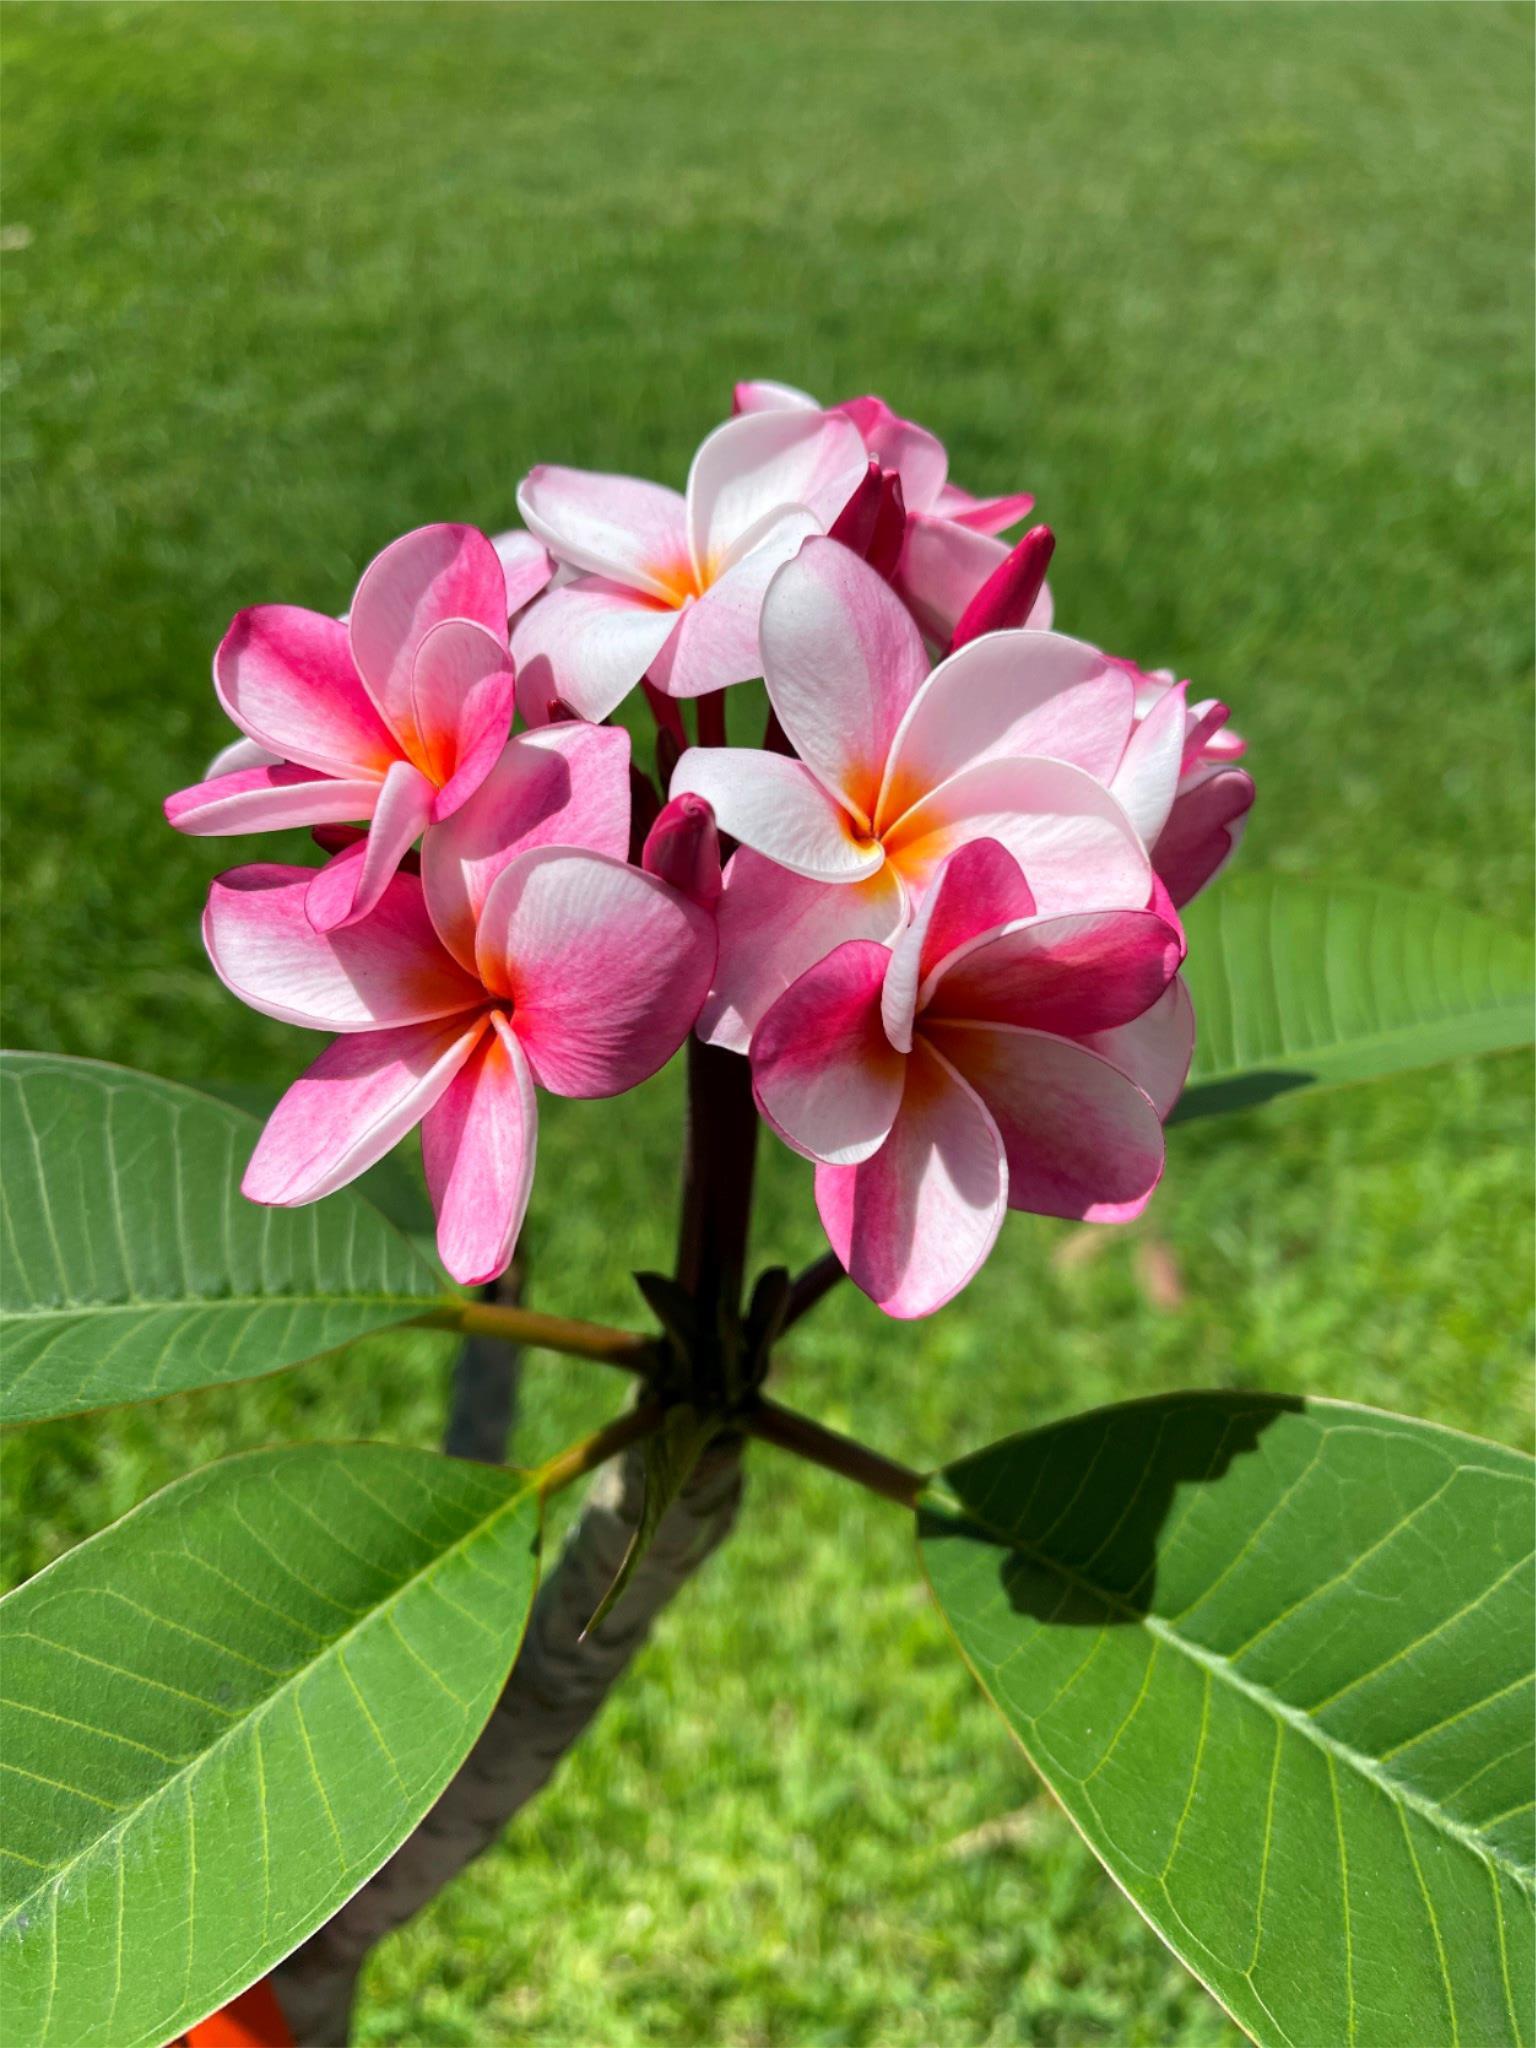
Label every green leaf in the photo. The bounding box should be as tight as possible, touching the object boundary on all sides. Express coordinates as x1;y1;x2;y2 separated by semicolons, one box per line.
920;1393;1534;2048
0;1442;542;2048
584;1402;715;1637
0;1053;447;1424
1172;877;1534;1123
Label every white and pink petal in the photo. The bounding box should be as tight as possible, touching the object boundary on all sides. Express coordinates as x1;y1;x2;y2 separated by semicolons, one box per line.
516;466;691;600
924;907;1183;1037
479;848;714;1098
751;940;904;1166
758;537;929;822
815;1039;1007;1319
669;746;882;883
883;754;1150;914
422;1012;539;1286
1080;976;1196;1122
511;576;680;725
242;1015;486;1206
881;839;1037;1052
348;525;508;756
649;509;819;700
696;850;907;1055
877;630;1134;827
204;863;482;1032
305;758;437;934
686;407;866;569
422;722;633;973
925;1020;1164;1223
165;765;380;838
214;606;399;780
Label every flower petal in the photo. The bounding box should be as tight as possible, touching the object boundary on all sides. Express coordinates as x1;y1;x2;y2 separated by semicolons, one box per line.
204;863;482;1031
686;408;866;572
511;576;681;724
490;529;556;616
422;1011;539;1285
932;484;1036;535
925;907;1183;1036
1081;976;1196;1121
214;606;399;779
422;722;633;972
1112;679;1188;848
479;848;715;1097
669;746;882;882
1153;766;1256;908
204;735;280;778
698;848;907;1054
349;524;508;754
305;758;437;933
881;839;1036;1052
815;1038;1006;1318
408;618;515;813
243;1016;486;1205
733;378;819;415
838;396;949;513
758;537;929;822
883;755;1151;913
752;940;903;1165
926;1021;1164;1222
165;765;380;838
516;465;690;599
877;630;1134;828
650;509;820;699
894;516;999;643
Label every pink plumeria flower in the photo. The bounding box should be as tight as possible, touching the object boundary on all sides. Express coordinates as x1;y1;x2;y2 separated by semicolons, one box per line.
166;525;555;934
200;723;715;1286
751;839;1194;1318
669;539;1184;1051
1105;658;1255;908
509;408;869;722
734;379;1046;645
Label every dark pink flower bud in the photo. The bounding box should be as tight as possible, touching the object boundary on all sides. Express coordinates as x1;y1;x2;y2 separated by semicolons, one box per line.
642;793;722;911
829;462;909;584
948;525;1055;650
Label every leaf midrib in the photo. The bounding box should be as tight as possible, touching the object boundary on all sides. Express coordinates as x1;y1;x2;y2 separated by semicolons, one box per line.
0;1468;539;1933
1189;994;1533;1084
920;1494;1534;1892
2;1290;444;1321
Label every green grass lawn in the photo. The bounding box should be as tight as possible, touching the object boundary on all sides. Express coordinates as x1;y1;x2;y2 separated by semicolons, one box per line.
3;4;1531;2042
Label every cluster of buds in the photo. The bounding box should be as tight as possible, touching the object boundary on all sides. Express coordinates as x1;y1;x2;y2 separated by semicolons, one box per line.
167;383;1252;1317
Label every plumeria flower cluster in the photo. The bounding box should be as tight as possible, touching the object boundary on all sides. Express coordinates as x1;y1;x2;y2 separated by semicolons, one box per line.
167;383;1253;1315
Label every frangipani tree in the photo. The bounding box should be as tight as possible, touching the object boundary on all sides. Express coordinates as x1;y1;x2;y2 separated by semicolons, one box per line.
2;385;1530;2048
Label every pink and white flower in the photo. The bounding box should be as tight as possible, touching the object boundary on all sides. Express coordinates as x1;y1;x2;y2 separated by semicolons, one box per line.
669;539;1182;1051
200;723;715;1286
733;380;1047;645
165;524;555;934
751;839;1193;1318
1107;658;1255;907
510;409;870;722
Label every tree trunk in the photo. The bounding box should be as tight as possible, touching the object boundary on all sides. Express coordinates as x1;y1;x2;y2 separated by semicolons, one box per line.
271;1435;745;2045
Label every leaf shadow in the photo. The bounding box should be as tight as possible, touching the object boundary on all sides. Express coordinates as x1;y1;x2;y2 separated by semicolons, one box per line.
929;1393;1304;1627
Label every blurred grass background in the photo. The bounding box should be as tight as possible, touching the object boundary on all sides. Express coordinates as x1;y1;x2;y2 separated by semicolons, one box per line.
2;4;1531;2043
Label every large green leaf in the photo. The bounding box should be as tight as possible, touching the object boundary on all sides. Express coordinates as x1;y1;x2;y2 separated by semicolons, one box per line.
0;1443;542;2048
920;1394;1534;2048
0;1053;447;1424
1172;877;1534;1122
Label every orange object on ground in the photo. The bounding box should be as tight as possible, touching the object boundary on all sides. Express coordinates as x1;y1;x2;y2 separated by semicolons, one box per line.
175;1977;295;2047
